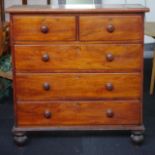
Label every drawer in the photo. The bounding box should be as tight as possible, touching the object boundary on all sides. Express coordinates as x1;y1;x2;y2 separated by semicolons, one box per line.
16;101;141;126
80;15;143;41
14;44;142;72
15;73;141;101
12;15;76;41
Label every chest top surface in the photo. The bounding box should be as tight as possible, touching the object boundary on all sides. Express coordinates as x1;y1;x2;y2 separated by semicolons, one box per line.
6;4;149;14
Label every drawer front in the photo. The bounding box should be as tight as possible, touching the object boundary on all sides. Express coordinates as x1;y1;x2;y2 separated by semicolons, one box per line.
15;73;141;101
16;101;141;126
80;15;143;41
12;15;76;41
14;44;142;72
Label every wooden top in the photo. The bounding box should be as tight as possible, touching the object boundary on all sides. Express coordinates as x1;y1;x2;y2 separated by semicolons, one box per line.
6;4;149;14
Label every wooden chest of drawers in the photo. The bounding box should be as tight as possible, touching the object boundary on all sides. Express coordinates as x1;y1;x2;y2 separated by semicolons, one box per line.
7;4;149;145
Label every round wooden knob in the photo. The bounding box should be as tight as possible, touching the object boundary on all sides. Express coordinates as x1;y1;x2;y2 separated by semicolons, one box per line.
43;82;50;91
40;25;49;33
44;110;52;119
106;109;114;118
105;83;113;91
42;53;49;62
107;24;115;33
106;53;114;62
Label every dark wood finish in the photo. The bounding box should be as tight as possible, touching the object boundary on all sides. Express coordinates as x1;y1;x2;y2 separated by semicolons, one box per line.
14;44;143;72
0;1;10;58
16;101;141;126
15;73;141;101
80;15;143;41
12;125;145;132
0;0;5;22
47;0;51;5
12;15;76;41
0;18;2;55
13;131;28;146
7;4;149;144
131;131;144;144
22;0;27;5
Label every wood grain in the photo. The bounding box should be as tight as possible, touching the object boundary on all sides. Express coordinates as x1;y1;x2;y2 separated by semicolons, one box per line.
80;15;143;41
12;15;76;41
15;73;141;101
16;101;141;126
7;5;148;134
6;4;149;14
14;44;142;72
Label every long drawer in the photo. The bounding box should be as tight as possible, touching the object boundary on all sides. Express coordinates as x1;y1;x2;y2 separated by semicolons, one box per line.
14;44;142;72
12;15;76;41
80;15;143;41
15;73;141;101
16;101;141;126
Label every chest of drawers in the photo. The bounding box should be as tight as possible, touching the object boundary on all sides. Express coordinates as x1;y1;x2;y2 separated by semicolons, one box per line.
7;4;149;145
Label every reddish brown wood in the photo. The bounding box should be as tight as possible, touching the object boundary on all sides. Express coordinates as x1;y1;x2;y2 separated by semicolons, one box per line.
80;15;143;41
14;44;142;72
12;15;76;41
16;101;141;126
7;5;149;143
6;5;149;14
15;73;141;101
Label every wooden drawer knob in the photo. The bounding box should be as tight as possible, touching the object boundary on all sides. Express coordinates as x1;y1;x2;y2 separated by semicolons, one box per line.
107;24;115;33
44;110;52;119
105;83;113;91
42;53;49;62
43;82;50;91
40;25;49;33
106;53;114;62
106;109;114;118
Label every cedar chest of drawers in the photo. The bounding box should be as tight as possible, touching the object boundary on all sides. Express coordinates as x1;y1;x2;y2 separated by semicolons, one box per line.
7;4;149;145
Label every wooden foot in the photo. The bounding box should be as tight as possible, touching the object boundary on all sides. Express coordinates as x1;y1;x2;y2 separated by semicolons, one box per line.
130;131;144;145
13;131;28;146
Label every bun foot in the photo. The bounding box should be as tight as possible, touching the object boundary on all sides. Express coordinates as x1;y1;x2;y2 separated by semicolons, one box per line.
130;131;144;145
13;132;28;146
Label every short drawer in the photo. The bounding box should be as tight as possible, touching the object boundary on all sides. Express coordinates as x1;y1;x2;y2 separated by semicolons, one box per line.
12;15;76;41
15;73;141;101
80;15;143;41
14;44;142;72
16;101;141;126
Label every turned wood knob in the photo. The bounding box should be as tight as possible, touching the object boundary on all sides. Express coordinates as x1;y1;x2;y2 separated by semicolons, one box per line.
107;24;115;33
105;83;113;91
106;53;114;62
44;110;52;119
106;109;114;118
42;53;49;62
40;25;49;33
43;82;50;91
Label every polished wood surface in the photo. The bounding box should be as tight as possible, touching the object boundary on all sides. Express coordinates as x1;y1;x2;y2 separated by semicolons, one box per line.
14;44;142;72
12;15;76;41
17;101;141;126
80;15;143;41
7;5;148;141
16;73;141;100
6;4;149;14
